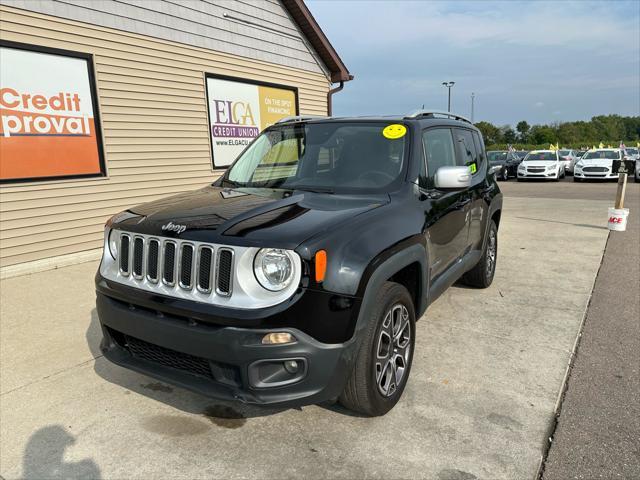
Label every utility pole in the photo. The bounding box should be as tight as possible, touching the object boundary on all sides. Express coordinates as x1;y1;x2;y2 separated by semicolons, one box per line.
471;92;475;123
442;81;455;112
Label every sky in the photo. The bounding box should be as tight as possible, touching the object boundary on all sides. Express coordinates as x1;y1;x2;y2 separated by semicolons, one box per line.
306;0;640;127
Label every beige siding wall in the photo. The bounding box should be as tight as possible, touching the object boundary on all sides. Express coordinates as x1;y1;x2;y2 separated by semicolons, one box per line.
0;5;330;267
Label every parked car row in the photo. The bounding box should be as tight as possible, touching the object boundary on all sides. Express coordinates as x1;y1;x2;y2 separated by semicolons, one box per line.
487;148;638;182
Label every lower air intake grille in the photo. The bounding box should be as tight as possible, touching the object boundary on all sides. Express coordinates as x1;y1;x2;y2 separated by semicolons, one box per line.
216;249;233;295
125;335;214;379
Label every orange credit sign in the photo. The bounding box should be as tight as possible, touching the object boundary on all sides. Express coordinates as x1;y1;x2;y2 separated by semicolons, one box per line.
0;42;105;183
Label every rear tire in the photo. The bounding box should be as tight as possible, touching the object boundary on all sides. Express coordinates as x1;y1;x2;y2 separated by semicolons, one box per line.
339;282;415;416
462;219;498;288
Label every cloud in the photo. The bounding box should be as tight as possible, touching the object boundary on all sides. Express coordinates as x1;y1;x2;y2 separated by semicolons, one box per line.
307;0;640;125
535;102;545;108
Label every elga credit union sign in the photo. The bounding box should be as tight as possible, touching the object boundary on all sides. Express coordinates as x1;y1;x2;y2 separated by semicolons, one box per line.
206;75;298;168
0;43;104;183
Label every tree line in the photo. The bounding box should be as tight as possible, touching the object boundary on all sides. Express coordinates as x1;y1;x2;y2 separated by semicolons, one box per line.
475;115;640;149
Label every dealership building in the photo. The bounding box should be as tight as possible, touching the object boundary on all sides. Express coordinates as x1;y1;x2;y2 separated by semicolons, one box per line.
0;0;351;276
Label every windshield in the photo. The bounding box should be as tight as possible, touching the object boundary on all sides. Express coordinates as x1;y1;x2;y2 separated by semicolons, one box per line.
583;150;621;160
525;151;557;161
223;122;407;193
487;151;507;162
626;148;638;154
559;150;571;156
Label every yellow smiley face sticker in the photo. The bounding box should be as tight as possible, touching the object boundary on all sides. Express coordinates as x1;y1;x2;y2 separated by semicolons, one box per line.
382;124;407;139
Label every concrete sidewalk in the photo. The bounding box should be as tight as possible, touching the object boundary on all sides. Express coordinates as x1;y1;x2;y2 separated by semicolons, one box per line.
543;189;640;479
0;195;610;479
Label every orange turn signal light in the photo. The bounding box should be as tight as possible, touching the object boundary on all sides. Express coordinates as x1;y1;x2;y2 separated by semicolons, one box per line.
315;250;327;283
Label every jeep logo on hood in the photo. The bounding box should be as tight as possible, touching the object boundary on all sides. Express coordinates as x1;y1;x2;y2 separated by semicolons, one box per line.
161;222;187;234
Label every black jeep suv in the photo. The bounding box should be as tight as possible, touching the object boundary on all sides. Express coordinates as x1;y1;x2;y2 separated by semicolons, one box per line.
96;111;502;416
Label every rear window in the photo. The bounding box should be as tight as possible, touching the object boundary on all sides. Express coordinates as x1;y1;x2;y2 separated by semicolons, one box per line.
487;151;507;161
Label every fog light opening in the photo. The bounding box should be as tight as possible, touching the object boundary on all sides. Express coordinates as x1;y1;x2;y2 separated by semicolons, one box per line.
262;332;295;345
284;360;299;373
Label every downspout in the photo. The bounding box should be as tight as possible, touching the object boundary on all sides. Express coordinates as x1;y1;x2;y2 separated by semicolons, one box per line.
327;81;345;116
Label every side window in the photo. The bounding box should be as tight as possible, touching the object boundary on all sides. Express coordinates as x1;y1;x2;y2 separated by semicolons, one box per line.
454;129;479;173
421;128;456;188
472;131;486;167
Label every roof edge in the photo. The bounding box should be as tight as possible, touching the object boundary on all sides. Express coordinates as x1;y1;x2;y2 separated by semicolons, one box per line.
281;0;353;83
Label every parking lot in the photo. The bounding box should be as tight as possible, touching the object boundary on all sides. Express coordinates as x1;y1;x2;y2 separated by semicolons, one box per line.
1;179;636;479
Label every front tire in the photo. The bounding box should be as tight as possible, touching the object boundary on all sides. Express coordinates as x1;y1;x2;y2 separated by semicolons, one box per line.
339;282;415;416
462;219;498;288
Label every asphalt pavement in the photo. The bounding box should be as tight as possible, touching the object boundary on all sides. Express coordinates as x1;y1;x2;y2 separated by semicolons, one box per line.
0;176;634;479
540;178;640;479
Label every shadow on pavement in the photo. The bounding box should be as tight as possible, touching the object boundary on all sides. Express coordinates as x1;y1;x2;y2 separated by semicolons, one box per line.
87;309;290;423
23;425;101;480
515;216;609;230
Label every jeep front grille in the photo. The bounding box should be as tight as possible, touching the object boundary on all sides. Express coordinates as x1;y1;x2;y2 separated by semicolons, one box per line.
115;232;234;298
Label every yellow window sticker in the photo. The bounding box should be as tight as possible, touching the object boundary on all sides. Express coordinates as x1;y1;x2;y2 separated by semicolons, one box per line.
382;124;407;139
469;163;477;174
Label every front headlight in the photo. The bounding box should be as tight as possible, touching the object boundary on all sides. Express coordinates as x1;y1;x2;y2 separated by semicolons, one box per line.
547;164;557;170
107;228;118;259
518;165;526;172
575;161;584;169
253;248;296;291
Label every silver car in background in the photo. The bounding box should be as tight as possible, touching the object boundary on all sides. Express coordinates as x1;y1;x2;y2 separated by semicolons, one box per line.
558;149;580;174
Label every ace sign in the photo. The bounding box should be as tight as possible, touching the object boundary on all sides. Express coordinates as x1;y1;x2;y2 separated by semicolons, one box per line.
0;42;105;183
206;75;298;168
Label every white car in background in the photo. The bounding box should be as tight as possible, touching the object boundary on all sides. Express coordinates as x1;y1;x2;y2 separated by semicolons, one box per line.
573;149;623;182
517;150;565;181
558;149;580;174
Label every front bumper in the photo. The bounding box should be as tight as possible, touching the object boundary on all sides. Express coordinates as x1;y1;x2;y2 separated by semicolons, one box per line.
574;169;618;180
517;170;557;179
97;292;354;407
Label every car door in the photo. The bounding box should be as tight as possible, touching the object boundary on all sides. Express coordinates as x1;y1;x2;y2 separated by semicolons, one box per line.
468;130;491;251
419;128;471;281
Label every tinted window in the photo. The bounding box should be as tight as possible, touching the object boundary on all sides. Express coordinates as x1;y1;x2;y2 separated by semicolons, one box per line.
422;128;456;187
487;151;507;161
583;150;621;160
525;151;557;161
226;122;407;193
472;131;486;168
454;129;479;170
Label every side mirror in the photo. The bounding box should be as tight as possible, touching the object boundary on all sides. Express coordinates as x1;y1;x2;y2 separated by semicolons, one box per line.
434;166;472;189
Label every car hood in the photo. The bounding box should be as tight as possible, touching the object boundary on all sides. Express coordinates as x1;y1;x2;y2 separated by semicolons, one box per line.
577;158;614;167
111;185;390;250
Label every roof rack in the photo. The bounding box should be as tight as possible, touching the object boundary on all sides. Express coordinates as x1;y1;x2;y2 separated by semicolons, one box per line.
404;109;473;125
275;115;328;124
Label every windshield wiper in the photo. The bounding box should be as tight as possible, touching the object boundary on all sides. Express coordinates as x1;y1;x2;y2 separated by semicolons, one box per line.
291;185;335;194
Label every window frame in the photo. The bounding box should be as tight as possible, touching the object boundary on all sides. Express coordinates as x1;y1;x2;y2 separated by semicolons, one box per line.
420;126;457;188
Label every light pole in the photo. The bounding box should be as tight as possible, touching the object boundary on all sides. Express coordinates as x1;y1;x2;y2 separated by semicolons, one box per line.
471;92;475;122
442;81;455;112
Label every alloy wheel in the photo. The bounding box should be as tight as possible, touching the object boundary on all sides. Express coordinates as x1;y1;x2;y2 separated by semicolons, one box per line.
375;304;411;397
486;227;497;280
